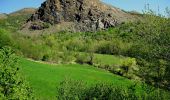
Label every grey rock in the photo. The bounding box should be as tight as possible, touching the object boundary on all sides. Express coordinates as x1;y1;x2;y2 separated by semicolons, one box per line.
27;0;122;32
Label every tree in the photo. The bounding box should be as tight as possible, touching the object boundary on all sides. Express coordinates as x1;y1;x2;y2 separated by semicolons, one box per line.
0;47;34;99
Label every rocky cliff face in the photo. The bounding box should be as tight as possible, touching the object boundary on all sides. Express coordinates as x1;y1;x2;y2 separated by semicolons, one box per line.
27;0;136;32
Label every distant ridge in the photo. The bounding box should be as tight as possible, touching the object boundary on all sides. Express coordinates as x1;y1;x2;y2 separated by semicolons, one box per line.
9;8;37;16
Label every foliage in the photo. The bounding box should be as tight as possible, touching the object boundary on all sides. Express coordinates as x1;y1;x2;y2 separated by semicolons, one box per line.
56;79;130;100
60;49;75;64
84;83;129;100
75;53;94;65
56;79;86;100
119;58;139;79
0;47;34;99
56;79;170;100
0;29;13;48
0;14;31;31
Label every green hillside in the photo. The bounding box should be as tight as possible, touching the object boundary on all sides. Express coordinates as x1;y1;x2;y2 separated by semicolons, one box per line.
0;1;170;99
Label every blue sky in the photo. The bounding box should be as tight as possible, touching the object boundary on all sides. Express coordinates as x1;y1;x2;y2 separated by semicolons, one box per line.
0;0;45;14
102;0;170;15
0;0;170;15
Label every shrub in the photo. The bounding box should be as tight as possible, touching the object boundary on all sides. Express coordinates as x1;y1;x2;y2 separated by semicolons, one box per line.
75;53;90;64
84;83;128;100
75;52;94;65
95;41;113;54
0;47;34;99
0;29;13;48
65;38;85;51
56;79;131;100
95;40;129;55
120;58;139;79
56;79;86;100
60;49;75;64
141;82;170;100
57;79;170;100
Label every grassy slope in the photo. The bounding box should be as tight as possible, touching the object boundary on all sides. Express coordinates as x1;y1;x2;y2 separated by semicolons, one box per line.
19;58;140;99
94;53;127;66
79;52;127;66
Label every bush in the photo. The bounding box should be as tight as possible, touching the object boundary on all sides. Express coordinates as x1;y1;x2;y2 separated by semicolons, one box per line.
0;29;13;48
75;52;94;65
0;47;34;99
56;79;86;100
56;79;170;100
60;49;75;64
95;41;114;54
95;39;130;55
84;83;129;100
56;79;131;100
65;38;85;51
75;53;90;64
120;58;139;79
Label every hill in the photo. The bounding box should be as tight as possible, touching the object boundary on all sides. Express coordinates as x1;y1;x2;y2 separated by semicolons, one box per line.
23;0;141;32
9;8;36;16
0;8;36;31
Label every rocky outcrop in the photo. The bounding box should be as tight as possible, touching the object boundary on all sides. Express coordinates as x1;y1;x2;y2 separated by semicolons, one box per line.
27;0;136;32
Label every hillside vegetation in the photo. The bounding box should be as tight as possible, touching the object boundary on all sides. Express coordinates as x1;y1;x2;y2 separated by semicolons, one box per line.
0;6;170;99
19;58;170;99
19;58;133;99
5;13;169;90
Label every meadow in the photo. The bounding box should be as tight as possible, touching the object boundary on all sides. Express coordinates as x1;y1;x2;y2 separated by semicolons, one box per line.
19;57;137;99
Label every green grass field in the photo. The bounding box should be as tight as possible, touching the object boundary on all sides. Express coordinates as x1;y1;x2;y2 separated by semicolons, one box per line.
19;58;141;99
93;53;127;66
78;52;127;66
